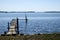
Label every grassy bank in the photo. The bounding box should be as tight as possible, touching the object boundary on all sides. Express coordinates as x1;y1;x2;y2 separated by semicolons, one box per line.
0;34;60;40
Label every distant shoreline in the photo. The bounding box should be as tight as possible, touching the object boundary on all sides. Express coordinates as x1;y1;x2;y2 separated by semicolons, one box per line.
0;11;35;13
44;11;60;13
0;11;60;13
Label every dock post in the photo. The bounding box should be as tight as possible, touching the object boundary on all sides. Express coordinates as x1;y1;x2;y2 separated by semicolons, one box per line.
17;18;19;34
8;22;9;31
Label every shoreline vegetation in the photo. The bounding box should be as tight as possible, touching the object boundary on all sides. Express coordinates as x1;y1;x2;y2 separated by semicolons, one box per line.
0;11;35;13
44;11;60;13
0;34;60;40
0;11;60;13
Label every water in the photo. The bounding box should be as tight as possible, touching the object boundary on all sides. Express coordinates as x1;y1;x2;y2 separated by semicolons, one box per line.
0;13;60;35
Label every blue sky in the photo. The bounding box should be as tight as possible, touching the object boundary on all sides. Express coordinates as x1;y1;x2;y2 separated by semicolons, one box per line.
0;0;60;11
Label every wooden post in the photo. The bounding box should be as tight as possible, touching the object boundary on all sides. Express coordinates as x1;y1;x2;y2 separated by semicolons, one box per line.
8;22;9;31
17;18;19;34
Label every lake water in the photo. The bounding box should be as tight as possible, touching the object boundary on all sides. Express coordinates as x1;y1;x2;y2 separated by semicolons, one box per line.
0;13;60;35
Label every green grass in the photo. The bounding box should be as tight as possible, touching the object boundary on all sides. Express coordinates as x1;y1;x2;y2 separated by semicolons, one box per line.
0;34;60;40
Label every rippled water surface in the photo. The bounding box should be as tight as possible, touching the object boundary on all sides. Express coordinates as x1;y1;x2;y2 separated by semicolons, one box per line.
0;13;60;35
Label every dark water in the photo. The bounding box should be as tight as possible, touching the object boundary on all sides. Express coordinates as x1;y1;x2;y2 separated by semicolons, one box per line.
0;13;60;35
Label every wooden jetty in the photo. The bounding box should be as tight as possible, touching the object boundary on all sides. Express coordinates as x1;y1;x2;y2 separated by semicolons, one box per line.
1;15;28;36
7;18;19;35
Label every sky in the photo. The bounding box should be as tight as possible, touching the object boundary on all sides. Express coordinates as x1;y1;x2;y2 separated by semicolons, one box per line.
0;0;60;11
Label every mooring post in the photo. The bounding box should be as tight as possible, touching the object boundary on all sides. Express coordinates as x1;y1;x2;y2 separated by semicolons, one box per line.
8;22;9;31
17;18;19;34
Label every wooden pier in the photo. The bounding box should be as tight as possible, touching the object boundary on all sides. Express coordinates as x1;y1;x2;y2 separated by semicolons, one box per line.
7;18;19;35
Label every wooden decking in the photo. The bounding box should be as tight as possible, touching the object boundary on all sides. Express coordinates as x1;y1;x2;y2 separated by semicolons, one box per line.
7;18;19;35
